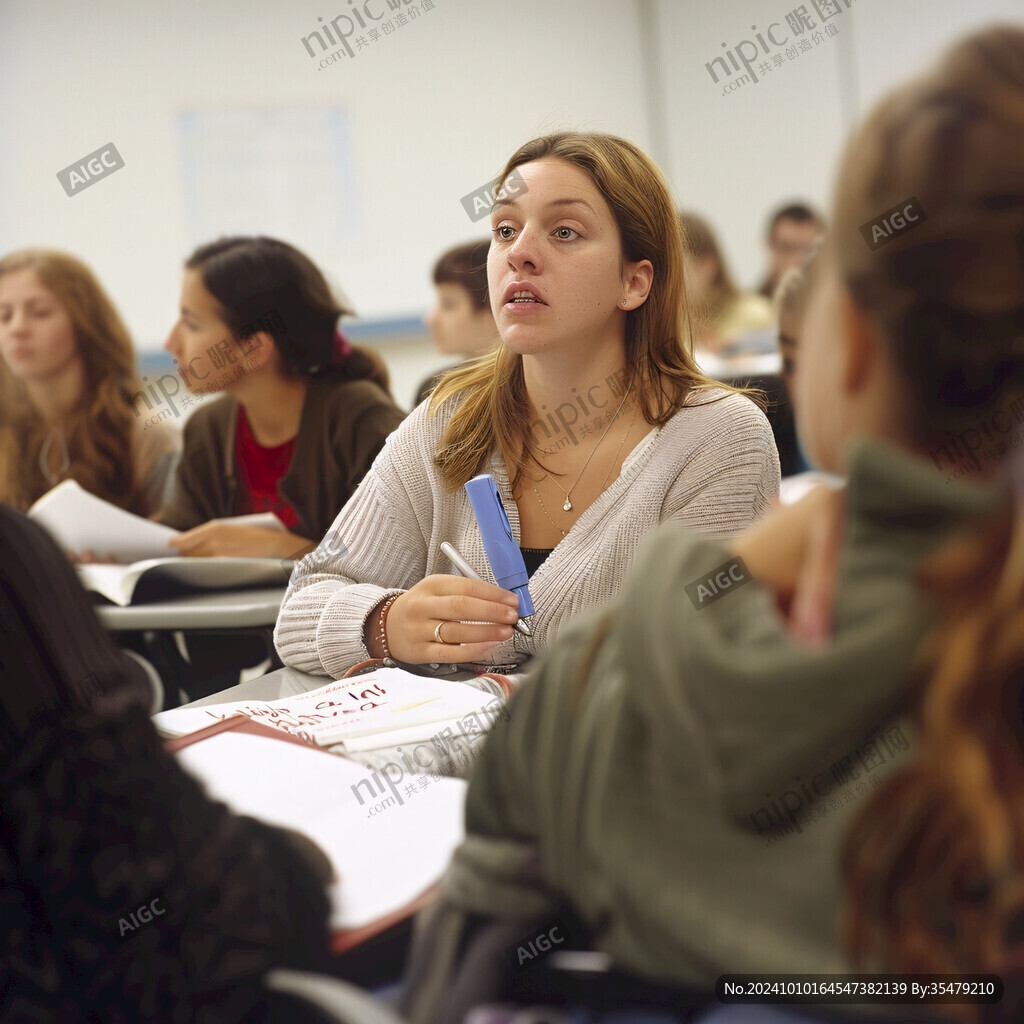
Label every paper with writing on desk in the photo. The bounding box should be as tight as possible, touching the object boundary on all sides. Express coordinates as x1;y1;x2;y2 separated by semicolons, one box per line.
174;730;467;930
153;668;508;748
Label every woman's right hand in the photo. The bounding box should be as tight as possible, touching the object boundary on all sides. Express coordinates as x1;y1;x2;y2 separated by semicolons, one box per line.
369;575;520;664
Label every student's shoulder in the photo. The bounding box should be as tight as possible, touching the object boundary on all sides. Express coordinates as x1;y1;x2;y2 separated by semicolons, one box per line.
314;375;402;416
666;384;773;439
130;414;181;462
179;393;238;443
377;388;466;456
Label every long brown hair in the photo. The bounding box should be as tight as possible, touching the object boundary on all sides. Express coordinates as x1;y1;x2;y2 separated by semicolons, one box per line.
0;250;149;514
837;26;1024;1014
429;132;759;492
678;209;741;328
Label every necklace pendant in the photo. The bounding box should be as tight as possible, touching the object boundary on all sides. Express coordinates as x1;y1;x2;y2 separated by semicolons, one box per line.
563;499;572;512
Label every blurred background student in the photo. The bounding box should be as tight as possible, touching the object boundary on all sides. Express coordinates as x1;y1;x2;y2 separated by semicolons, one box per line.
0;505;335;1023
0;249;179;518
397;25;1024;1024
275;132;779;685
159;235;406;560
678;210;774;357
414;239;499;406
755;201;825;300
770;243;822;476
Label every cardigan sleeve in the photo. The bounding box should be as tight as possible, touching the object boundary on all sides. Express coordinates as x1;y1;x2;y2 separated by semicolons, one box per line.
660;391;780;537
273;403;441;678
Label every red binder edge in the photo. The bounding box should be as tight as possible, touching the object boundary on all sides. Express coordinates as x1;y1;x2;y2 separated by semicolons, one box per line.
164;714;441;953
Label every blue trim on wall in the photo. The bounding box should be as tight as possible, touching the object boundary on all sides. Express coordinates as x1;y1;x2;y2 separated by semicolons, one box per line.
137;317;430;372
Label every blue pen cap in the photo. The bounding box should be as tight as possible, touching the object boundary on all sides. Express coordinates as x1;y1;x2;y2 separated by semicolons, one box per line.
464;474;536;617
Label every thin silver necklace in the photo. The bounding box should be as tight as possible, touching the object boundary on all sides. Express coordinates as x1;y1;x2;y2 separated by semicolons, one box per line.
546;381;632;511
531;487;566;538
39;427;70;485
531;393;638;536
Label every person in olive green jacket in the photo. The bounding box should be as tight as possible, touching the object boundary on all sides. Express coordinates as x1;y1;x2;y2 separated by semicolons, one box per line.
399;26;1024;1024
159;235;405;560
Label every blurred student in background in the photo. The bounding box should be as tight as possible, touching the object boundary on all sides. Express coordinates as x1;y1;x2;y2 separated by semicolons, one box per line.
397;25;1024;1024
770;242;822;475
414;239;499;406
275;132;779;685
679;210;774;356
160;235;405;559
0;249;178;517
0;505;335;1022
756;201;825;299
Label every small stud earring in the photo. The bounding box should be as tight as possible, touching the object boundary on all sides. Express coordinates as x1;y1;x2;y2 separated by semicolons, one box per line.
621;300;627;306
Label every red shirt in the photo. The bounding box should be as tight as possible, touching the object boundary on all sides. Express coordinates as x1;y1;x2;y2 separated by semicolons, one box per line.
232;407;300;528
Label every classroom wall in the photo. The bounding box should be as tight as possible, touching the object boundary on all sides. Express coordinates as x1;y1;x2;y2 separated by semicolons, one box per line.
2;0;1022;411
655;0;1024;298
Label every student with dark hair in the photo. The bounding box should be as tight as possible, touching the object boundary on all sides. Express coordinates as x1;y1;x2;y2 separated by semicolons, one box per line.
0;505;334;1022
275;132;779;684
160;236;405;560
414;239;499;406
0;249;178;517
397;25;1024;1024
756;201;825;299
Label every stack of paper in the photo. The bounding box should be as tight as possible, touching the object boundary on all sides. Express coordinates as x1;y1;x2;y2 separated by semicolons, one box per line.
155;667;507;750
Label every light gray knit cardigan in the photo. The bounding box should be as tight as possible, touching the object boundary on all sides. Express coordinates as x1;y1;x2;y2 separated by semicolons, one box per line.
273;388;780;681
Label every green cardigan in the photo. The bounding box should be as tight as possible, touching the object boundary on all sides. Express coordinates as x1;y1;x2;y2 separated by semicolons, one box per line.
159;376;405;544
401;438;1007;1021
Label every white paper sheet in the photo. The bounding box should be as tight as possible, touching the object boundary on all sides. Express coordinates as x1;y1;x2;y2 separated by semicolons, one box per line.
175;731;466;929
29;479;180;562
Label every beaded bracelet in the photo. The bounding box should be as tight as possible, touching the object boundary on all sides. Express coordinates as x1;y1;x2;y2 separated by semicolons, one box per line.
376;593;400;662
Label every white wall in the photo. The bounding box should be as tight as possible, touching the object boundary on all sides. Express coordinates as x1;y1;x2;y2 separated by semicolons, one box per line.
1;0;1021;409
655;0;1024;289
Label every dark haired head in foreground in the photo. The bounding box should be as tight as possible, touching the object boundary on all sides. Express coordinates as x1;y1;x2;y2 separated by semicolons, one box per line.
0;506;332;1022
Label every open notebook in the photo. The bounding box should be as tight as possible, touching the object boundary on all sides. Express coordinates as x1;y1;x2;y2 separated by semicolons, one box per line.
29;479;292;605
154;668;510;776
168;718;467;948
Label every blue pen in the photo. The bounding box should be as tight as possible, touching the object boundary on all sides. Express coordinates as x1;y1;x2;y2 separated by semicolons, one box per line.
464;474;536;629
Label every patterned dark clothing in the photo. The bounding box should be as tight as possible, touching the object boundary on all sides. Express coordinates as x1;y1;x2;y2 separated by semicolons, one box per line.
0;507;332;1021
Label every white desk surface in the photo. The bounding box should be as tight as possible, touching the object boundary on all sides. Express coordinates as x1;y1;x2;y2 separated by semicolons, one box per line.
96;586;287;631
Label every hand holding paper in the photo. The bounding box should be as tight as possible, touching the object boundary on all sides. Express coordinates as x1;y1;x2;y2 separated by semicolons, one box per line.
170;520;307;558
